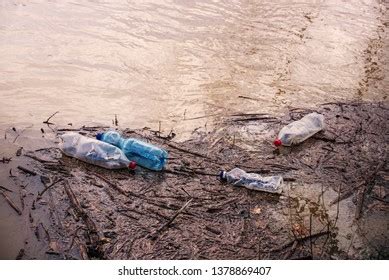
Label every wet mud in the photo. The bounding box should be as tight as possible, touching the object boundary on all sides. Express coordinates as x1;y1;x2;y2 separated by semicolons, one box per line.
0;101;387;260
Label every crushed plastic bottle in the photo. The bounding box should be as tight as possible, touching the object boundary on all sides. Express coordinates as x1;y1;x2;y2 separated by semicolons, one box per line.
59;132;136;170
274;112;325;147
96;131;168;171
219;168;283;194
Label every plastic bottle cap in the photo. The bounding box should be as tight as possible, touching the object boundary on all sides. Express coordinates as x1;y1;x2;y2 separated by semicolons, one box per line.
274;139;282;147
128;161;137;170
96;132;103;140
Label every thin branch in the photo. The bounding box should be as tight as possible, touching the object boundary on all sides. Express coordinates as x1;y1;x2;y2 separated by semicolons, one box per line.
43;111;59;125
148;198;193;240
17;166;37;176
39;178;64;197
0;191;22;215
0;185;13;193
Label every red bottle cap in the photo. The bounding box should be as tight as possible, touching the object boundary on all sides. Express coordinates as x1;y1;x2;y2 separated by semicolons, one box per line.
128;161;137;170
274;139;282;147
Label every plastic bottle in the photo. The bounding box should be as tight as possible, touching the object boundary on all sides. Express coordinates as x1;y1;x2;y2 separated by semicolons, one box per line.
274;112;325;147
96;131;168;171
59;132;136;170
219;168;283;194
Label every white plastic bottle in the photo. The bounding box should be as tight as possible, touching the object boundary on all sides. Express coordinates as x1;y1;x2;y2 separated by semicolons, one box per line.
274;112;325;146
219;168;283;194
59;132;136;170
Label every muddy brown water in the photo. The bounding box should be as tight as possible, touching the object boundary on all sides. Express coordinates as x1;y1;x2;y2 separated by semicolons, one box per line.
0;0;387;132
0;0;388;259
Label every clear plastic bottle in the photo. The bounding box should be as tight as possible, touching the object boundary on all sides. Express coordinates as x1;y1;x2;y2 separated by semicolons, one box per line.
274;112;325;146
96;131;168;171
219;168;283;194
59;132;136;170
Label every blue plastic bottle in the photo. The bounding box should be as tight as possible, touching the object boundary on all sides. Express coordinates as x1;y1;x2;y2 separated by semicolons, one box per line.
96;131;168;171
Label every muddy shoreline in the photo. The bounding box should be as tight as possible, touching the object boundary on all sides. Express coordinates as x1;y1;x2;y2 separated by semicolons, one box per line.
0;101;388;260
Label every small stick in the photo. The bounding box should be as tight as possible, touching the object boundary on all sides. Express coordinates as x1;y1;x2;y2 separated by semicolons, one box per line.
66;226;84;253
64;183;83;217
17;166;37;176
205;225;221;235
238;95;261;101
88;170;131;197
168;167;217;177
39;179;64;197
183;113;220;121
283;240;298;259
230;112;268;117
0;185;13;193
56;128;80;132
166;142;210;159
13;134;20;143
265;231;330;253
309;214;313;259
330;182;364;206
148;198;193;239
24;154;58;164
1;191;22;215
334;185;341;227
19;189;25;210
43;111;59;125
40;223;51;241
180;187;191;198
355;163;384;219
371;195;389;204
355;187;367;220
230;116;278;122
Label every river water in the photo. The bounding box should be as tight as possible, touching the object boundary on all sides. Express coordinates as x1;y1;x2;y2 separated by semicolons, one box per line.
0;0;387;137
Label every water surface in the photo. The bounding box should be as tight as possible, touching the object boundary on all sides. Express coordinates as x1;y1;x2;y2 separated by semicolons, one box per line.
0;0;387;136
